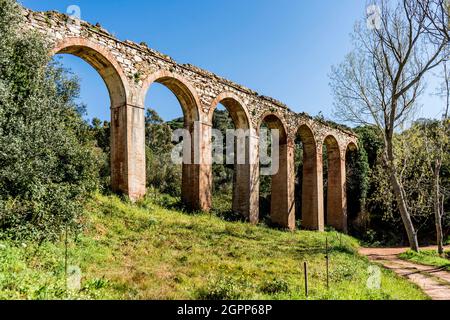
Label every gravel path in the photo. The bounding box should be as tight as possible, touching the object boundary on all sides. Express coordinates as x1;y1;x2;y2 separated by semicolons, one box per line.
359;247;450;300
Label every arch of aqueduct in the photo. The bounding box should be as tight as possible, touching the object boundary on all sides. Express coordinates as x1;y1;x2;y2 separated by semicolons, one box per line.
22;9;357;232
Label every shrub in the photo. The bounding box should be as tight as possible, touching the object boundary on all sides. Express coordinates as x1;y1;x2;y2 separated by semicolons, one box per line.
196;276;245;300
0;0;100;240
259;279;290;295
146;148;182;197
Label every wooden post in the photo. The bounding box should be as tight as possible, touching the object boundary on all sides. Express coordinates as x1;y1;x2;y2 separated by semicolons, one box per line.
304;261;308;298
326;236;329;290
64;223;68;291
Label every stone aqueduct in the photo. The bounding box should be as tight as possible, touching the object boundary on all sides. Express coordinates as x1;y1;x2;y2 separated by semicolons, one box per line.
23;9;357;232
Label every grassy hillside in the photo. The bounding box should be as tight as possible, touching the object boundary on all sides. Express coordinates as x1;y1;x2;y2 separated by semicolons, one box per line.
0;193;427;300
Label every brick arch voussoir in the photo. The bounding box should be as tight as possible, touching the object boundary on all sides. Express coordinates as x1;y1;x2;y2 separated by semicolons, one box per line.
295;122;320;157
208;91;253;131
257;112;290;145
346;140;358;152
322;134;345;161
51;37;131;107
140;70;202;123
295;122;318;144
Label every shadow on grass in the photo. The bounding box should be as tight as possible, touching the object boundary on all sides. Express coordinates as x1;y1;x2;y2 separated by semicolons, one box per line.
211;209;247;223
295;245;356;257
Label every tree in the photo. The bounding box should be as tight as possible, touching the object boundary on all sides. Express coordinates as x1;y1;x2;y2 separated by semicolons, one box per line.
144;108;181;196
427;62;450;255
418;3;450;253
346;136;371;231
145;108;172;154
211;109;234;196
395;122;438;237
418;0;450;43
90;118;111;190
330;0;448;251
0;0;100;239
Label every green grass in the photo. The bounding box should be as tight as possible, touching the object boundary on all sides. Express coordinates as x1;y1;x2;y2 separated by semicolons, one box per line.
399;250;450;271
0;193;428;300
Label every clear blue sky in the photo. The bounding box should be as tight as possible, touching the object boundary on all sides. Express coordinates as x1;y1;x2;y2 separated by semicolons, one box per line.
20;0;443;123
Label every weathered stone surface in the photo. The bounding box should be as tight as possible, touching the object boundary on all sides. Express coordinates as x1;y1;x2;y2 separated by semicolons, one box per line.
22;8;357;232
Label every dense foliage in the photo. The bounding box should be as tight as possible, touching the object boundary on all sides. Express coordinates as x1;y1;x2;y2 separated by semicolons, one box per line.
156;109;237;200
0;0;100;240
145;109;182;196
353;123;450;246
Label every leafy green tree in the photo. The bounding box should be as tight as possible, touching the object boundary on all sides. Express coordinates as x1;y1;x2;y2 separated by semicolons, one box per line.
345;138;370;233
0;0;100;240
90;118;111;191
367;120;450;246
430;61;450;254
294;138;304;224
212;109;234;196
144;108;236;199
409;119;449;254
347;126;382;234
145;108;181;196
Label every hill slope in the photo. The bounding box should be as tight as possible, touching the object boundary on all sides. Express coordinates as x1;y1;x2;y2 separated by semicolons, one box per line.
0;193;427;300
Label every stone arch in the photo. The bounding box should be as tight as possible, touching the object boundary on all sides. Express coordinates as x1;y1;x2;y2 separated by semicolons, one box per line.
209;92;252;130
140;70;201;125
296;124;324;231
259;113;294;229
297;124;317;164
141;70;209;211
257;113;288;145
51;37;129;108
51;37;143;199
323;134;347;232
346;141;358;152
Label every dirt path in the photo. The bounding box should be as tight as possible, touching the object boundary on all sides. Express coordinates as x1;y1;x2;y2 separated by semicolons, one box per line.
359;247;450;300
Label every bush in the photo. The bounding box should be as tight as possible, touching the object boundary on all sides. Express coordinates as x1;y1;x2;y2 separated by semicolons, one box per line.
259;279;290;295
144;109;182;197
90;118;111;192
0;0;100;240
196;276;246;300
146;148;182;197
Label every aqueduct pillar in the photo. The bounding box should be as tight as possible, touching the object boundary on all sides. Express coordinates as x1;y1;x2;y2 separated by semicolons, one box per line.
326;143;348;233
231;132;260;224
301;145;325;232
270;140;296;230
185;121;212;211
111;103;146;200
